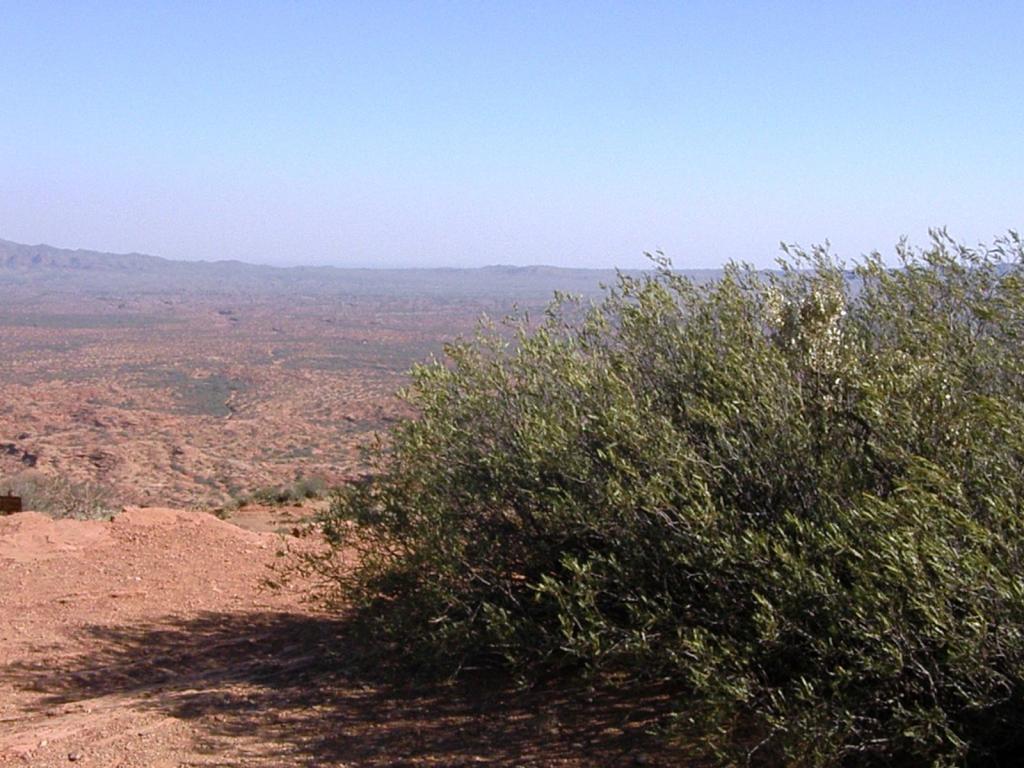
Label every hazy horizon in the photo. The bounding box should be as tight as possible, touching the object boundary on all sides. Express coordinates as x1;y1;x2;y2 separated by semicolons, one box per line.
2;2;1021;269
1;234;653;271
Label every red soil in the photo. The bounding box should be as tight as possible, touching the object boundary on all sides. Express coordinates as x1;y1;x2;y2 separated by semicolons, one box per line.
0;509;694;767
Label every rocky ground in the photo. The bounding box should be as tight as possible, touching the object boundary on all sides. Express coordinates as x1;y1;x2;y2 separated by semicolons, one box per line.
0;507;695;767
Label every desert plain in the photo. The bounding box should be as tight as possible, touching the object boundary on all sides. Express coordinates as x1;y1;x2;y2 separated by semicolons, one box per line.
0;239;646;510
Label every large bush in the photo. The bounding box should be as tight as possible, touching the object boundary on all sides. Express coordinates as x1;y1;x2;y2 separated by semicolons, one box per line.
312;232;1024;765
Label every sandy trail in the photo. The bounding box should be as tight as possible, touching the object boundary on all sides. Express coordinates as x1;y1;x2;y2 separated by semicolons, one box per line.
0;509;688;767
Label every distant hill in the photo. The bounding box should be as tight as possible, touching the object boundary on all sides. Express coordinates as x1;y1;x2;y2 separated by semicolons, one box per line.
0;238;170;272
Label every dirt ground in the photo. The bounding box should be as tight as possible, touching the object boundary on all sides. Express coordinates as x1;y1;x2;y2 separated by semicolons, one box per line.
0;508;695;767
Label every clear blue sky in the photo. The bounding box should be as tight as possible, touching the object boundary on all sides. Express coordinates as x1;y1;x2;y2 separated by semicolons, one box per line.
1;1;1020;268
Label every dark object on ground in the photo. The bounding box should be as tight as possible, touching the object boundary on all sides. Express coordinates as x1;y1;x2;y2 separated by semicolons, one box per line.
0;490;22;515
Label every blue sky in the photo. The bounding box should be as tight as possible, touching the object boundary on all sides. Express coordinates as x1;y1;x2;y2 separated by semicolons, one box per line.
1;1;1020;268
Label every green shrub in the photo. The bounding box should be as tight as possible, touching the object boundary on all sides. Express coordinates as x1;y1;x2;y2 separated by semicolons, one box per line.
311;231;1024;766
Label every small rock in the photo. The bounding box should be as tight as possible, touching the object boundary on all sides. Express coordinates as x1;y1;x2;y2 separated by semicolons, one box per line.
68;753;82;762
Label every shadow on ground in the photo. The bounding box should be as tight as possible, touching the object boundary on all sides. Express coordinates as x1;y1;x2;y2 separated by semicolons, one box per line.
3;610;698;767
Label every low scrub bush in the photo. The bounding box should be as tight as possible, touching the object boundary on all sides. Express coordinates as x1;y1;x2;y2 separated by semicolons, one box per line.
2;470;114;520
311;231;1024;766
250;475;327;506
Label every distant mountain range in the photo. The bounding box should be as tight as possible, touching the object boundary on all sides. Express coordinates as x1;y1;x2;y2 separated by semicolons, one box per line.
0;237;626;276
0;236;725;300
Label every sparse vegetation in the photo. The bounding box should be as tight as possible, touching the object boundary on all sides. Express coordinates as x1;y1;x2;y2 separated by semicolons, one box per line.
0;274;519;508
2;470;115;519
311;232;1024;766
248;475;328;506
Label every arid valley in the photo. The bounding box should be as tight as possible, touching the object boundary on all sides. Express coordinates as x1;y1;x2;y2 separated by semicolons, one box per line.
1;238;635;512
1;285;473;510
